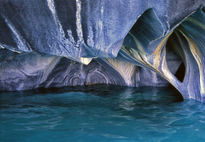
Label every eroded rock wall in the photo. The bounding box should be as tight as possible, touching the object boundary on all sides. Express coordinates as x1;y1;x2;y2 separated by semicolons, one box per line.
1;0;205;101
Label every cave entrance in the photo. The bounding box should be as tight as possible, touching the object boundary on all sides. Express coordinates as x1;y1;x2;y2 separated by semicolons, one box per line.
165;32;186;101
166;32;186;83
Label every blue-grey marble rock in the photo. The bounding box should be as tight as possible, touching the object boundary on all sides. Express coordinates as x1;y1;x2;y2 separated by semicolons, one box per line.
0;0;204;60
1;0;205;102
0;48;169;91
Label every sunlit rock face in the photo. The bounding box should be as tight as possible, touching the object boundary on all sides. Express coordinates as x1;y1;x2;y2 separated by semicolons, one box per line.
0;0;205;101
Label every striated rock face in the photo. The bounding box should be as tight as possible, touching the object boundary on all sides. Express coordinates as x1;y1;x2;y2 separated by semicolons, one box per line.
0;48;169;91
0;0;205;101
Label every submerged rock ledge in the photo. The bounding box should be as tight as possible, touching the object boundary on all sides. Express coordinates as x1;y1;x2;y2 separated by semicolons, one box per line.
1;0;205;101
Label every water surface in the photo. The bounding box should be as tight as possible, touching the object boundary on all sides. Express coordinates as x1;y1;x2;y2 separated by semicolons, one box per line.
0;86;204;142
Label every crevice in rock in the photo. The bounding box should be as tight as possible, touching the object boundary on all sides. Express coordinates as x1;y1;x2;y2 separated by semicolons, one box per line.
174;62;186;82
166;32;186;83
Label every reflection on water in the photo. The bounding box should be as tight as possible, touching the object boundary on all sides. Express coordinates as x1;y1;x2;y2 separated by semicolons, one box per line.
0;86;204;142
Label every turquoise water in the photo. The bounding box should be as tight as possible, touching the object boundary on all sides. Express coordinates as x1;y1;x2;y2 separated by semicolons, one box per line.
0;86;205;142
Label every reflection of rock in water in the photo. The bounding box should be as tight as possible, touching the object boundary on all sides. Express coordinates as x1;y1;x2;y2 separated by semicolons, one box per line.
0;0;205;102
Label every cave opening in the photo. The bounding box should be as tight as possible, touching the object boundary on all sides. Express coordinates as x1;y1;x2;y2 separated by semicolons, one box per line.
174;62;186;82
165;32;186;101
166;32;186;83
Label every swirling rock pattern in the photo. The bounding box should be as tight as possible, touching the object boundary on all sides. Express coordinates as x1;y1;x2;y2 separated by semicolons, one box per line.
0;0;205;101
0;49;168;91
